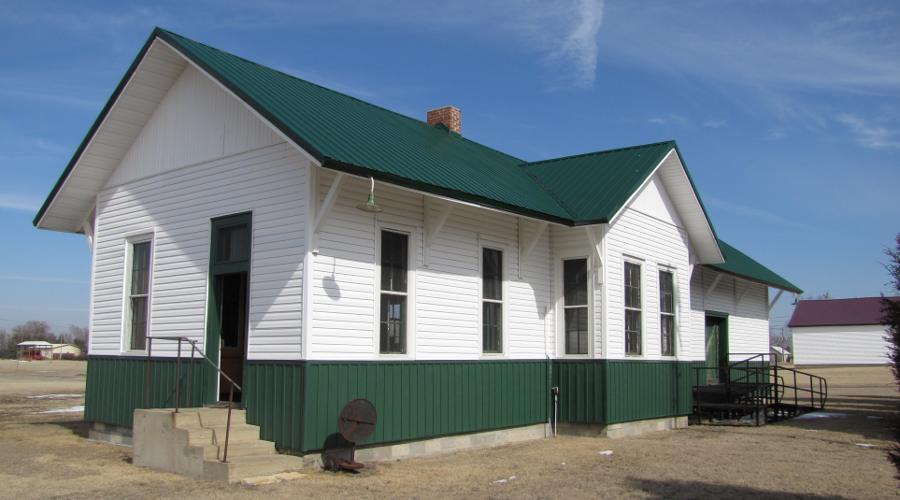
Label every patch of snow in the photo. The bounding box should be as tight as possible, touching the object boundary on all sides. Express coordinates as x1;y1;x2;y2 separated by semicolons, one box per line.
794;411;848;420
492;479;508;485
598;450;614;456
855;443;876;449
38;405;84;414
28;394;82;400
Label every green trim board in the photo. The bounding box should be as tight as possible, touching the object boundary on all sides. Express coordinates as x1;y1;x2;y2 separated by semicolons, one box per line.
86;356;708;452
205;212;252;401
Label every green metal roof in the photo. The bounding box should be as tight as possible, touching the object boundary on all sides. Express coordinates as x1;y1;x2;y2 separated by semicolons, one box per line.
708;240;802;293
33;28;801;293
522;141;676;222
156;29;575;224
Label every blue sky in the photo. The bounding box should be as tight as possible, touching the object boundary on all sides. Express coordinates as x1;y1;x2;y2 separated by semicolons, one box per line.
0;0;898;334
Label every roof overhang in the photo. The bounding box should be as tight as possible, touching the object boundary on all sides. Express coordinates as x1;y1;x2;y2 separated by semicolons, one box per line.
34;34;191;233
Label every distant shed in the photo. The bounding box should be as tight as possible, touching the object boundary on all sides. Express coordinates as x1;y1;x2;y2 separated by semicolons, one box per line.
789;297;897;365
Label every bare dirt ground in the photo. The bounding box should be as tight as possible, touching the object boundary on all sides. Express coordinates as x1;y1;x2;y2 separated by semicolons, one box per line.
0;360;897;499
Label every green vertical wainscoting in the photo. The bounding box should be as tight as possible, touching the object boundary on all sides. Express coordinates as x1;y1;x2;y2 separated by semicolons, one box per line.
242;361;305;451
84;356;215;428
86;356;710;453
553;360;704;425
243;360;550;453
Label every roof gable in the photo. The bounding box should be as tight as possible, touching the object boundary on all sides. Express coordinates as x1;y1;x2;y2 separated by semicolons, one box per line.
524;142;723;262
628;173;684;228
35;38;189;232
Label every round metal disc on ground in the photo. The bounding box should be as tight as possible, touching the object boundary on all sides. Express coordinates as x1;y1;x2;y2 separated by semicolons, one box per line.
338;398;377;443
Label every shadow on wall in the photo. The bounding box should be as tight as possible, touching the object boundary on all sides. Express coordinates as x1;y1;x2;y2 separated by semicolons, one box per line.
627;478;844;500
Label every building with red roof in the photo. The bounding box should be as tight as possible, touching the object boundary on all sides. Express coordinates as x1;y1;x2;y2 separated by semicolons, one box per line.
789;297;897;365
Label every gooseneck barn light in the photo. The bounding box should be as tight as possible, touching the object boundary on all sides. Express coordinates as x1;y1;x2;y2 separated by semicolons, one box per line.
356;177;383;213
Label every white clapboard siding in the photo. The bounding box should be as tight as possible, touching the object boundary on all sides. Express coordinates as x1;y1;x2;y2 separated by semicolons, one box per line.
104;65;281;189
792;325;890;365
605;174;695;360
689;267;770;360
90;140;308;359
309;170;554;361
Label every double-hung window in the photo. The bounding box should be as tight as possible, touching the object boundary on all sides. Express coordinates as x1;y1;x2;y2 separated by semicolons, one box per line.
127;239;152;351
563;258;589;355
482;248;503;353
659;270;676;356
379;230;408;354
624;262;642;356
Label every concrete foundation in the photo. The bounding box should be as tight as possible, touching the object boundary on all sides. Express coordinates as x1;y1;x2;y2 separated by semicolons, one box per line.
558;416;688;438
305;423;550;467
89;422;133;446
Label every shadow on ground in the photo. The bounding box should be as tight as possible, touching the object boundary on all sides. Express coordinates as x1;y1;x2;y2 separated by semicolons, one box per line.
628;477;846;500
32;419;91;439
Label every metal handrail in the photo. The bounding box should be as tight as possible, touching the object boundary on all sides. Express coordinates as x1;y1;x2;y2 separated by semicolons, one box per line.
692;352;828;424
143;335;242;463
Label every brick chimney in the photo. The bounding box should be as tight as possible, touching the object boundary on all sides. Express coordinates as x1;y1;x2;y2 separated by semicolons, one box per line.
427;105;461;134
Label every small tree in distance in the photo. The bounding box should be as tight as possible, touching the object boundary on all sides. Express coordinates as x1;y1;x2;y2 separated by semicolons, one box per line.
882;234;900;474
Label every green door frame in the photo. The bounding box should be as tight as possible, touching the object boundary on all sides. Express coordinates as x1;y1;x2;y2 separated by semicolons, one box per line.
704;312;729;383
205;212;252;401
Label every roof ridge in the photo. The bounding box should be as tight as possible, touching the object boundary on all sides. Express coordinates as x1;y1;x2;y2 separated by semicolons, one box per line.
156;28;526;164
522;140;675;168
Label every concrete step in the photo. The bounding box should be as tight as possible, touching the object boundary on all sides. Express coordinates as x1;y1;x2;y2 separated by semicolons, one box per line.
197;408;247;427
200;440;276;461
207;425;262;445
202;454;306;483
173;408;247;427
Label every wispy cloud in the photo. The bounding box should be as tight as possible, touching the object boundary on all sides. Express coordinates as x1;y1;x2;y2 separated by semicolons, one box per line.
0;275;89;285
0;87;100;109
600;3;900;93
835;114;900;150
0;194;41;212
216;0;606;89
702;119;727;129
597;2;900;133
705;195;809;230
550;0;605;87
647;114;689;127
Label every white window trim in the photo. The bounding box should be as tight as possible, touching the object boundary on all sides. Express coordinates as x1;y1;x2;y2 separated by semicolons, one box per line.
478;239;509;357
559;255;592;358
120;230;155;355
373;224;417;359
658;266;678;358
623;258;644;357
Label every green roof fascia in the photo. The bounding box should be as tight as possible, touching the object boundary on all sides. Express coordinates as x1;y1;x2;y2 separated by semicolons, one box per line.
707;239;802;294
33;30;161;227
